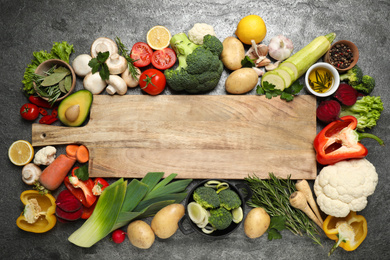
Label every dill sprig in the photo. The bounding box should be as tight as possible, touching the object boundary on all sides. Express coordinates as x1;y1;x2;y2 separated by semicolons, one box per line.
245;173;322;245
115;37;140;79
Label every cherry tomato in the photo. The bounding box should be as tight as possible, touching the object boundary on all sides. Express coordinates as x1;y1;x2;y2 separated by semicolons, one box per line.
20;103;39;121
151;48;177;70
130;42;153;68
139;69;166;95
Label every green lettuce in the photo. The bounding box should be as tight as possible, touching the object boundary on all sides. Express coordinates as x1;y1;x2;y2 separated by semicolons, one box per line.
340;95;384;131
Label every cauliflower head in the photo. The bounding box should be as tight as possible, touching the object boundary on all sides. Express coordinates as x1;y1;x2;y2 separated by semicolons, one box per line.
314;158;378;218
188;23;216;45
34;146;57;166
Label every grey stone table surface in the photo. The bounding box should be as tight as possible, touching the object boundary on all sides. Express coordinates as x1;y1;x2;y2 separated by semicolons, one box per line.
1;0;389;259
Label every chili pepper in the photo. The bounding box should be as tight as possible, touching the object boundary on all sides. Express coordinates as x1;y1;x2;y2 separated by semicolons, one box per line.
51;107;58;117
323;211;367;255
313;115;384;165
16;190;57;233
67;167;97;208
39;115;58;125
92;177;110;196
28;95;52;108
38;107;48;116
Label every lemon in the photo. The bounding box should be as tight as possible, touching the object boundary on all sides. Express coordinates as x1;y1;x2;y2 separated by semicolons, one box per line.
8;140;34;166
232;207;244;224
235;15;267;45
146;25;171;50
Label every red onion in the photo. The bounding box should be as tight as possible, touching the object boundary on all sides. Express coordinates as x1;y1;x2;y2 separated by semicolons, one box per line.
333;83;359;106
316;100;341;123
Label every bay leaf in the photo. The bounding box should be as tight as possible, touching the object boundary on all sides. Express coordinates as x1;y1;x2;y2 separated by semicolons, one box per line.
41;71;68;86
58;79;66;93
64;75;72;92
54;66;71;75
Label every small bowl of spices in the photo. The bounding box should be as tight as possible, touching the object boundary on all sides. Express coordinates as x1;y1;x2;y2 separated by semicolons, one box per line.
324;40;359;72
305;62;340;97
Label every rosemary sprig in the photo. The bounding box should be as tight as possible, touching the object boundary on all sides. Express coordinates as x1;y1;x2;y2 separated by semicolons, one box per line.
115;37;140;79
309;70;333;92
245;173;322;245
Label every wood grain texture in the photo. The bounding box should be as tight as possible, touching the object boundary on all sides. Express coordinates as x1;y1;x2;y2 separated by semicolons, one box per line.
32;95;317;179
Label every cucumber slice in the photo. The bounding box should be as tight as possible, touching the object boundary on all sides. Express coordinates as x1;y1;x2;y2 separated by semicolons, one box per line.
261;71;286;90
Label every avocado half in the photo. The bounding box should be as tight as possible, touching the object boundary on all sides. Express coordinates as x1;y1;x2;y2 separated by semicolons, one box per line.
58;89;93;126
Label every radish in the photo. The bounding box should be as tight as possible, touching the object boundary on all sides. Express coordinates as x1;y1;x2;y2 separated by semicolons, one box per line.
316;100;341;123
111;229;126;244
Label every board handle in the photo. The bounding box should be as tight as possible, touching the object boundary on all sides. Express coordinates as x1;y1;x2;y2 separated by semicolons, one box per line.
31;123;81;147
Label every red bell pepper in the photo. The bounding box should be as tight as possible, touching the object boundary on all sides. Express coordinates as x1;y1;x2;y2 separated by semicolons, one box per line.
313;115;384;165
65;167;97;207
81;201;97;219
92;178;110;196
28;95;52;108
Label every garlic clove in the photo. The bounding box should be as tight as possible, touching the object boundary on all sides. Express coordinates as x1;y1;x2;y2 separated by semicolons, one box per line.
265;61;281;71
256;58;271;67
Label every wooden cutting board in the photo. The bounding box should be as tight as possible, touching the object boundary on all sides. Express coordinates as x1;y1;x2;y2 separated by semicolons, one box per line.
32;95;317;180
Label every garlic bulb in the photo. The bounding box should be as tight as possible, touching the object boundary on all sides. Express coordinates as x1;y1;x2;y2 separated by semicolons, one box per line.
268;35;294;61
22;163;42;185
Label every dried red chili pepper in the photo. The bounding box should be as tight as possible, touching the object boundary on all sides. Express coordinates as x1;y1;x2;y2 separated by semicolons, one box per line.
28;96;52;108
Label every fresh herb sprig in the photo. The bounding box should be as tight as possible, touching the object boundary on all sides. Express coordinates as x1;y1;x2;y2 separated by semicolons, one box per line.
256;81;303;102
245;173;322;245
115;37;140;79
309;70;332;92
88;51;110;81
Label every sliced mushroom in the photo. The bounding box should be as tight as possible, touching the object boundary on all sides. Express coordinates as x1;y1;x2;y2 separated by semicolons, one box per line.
121;67;141;88
90;37;118;58
22;163;42;185
106;75;127;95
106;53;127;74
72;54;92;77
83;72;107;94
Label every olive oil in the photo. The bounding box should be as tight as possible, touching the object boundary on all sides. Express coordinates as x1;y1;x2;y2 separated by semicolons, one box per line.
308;67;334;93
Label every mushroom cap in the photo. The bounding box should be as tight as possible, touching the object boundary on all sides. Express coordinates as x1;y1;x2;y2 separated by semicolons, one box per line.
106;75;127;95
72;54;92;77
22;163;42;185
121;67;141;88
83;72;107;94
106;53;128;75
90;37;118;58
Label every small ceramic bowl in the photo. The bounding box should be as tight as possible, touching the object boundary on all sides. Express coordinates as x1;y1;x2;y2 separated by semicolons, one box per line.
324;40;359;72
178;179;252;238
33;59;76;102
305;62;340;97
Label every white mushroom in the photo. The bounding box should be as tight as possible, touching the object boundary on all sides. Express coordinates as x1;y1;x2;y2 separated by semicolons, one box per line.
72;54;92;77
22;163;42;185
106;75;127;95
121;67;141;88
90;37;118;58
106;53;127;74
83;72;107;94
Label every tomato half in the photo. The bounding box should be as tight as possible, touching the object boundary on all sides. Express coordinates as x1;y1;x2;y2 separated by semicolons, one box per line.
130;42;153;68
151;48;177;70
139;69;166;96
20;103;39;121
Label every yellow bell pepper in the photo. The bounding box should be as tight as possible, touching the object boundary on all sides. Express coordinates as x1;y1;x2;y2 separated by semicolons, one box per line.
16;190;57;233
323;211;367;255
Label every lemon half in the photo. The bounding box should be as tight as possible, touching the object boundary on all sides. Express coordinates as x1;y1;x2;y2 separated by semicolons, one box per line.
8;140;34;166
146;25;171;50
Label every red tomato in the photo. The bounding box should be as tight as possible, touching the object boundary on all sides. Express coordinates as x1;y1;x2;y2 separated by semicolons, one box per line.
139;69;166;95
130;42;153;67
151;48;177;70
20;103;39;121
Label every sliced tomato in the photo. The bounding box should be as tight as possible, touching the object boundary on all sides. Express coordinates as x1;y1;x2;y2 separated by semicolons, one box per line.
151;48;177;70
130;42;153;68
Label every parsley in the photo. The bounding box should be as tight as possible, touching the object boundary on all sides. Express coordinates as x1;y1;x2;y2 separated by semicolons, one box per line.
256;81;303;102
74;165;89;181
267;215;286;240
88;51;110;81
241;56;256;68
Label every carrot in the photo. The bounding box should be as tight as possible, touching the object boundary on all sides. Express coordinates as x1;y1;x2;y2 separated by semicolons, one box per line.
66;144;79;158
76;145;89;163
39;154;76;190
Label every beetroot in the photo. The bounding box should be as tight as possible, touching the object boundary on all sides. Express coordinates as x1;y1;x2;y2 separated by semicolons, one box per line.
56;190;82;213
333;83;358;106
56;206;83;221
316;100;341;123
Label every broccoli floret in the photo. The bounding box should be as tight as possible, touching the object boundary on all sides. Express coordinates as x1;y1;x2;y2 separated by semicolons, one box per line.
218;189;241;210
339;65;363;86
164;33;224;93
353;75;375;94
193;187;220;209
208;207;233;230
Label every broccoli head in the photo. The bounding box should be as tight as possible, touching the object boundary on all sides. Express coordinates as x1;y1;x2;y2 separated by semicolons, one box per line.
353;75;375;94
208;207;233;230
193;186;220;209
218;189;241;210
339;65;363;86
164;33;224;93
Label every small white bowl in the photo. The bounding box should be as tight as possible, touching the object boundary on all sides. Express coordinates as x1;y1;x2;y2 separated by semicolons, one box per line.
305;62;340;97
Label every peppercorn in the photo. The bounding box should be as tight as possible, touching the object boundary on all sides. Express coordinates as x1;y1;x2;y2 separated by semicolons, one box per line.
328;43;354;69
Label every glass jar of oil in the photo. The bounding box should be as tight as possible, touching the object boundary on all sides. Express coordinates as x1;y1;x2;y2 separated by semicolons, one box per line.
308;67;334;93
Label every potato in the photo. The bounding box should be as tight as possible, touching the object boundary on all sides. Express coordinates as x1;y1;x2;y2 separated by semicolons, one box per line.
244;207;271;239
221;37;245;71
225;68;259;94
127;220;155;249
151;204;185;239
